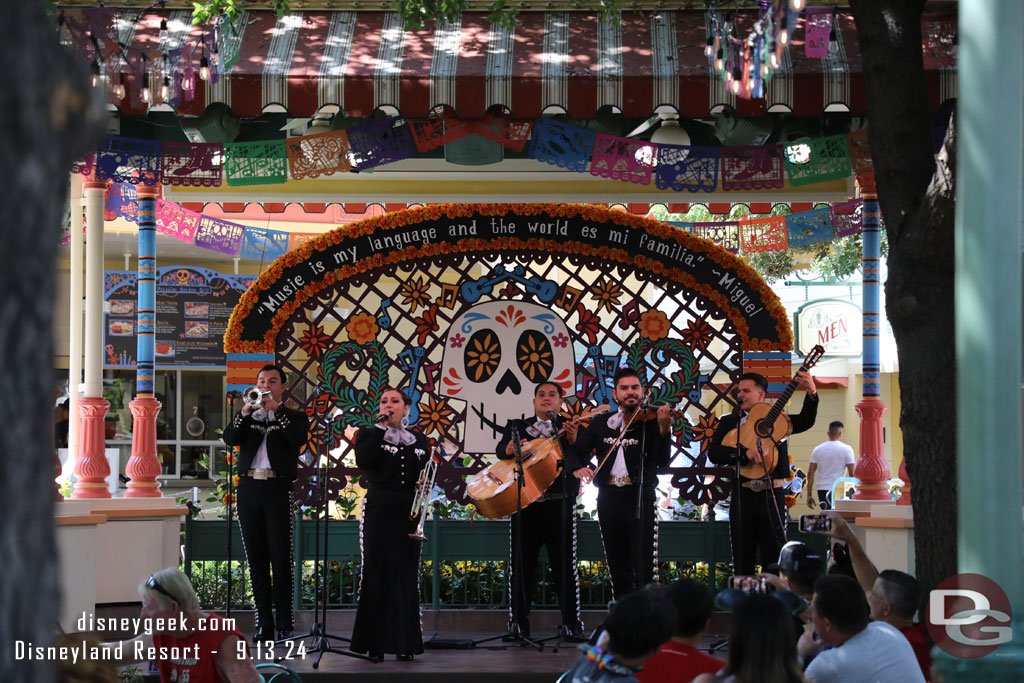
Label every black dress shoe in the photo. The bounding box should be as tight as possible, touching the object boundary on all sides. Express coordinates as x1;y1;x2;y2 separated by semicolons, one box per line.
277;629;293;640
396;653;415;661
558;625;588;643
368;652;384;663
252;627;274;643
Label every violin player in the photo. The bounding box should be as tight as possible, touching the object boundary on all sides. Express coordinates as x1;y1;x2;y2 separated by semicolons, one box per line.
495;381;586;642
568;368;674;600
708;371;818;576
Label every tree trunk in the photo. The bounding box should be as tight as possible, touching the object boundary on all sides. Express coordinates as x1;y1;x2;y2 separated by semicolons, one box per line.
0;4;104;680
849;0;958;596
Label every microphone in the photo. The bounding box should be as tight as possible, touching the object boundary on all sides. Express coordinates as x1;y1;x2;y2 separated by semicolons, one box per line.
545;410;559;423
374;411;392;424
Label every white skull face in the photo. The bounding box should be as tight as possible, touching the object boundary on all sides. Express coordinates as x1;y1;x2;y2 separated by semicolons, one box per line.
441;300;575;453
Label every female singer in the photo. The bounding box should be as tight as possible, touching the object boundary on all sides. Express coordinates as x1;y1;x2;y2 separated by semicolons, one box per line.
350;388;430;661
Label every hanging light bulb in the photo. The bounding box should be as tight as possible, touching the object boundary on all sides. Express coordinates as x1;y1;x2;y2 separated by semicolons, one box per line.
715;47;725;73
90;60;101;88
159;18;168;42
791;0;805;10
114;73;126;100
199;56;210;81
141;73;151;103
211;42;219;66
780;28;789;45
705;36;714;58
161;76;170;100
771;52;779;68
762;64;770;77
731;79;741;95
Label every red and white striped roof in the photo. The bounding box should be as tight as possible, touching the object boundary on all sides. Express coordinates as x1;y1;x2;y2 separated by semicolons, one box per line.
75;8;957;120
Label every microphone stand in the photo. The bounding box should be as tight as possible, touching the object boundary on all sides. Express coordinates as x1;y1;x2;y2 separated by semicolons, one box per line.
473;422;543;651
635;397;648;596
731;397;744;575
224;391;239;619
276;407;374;665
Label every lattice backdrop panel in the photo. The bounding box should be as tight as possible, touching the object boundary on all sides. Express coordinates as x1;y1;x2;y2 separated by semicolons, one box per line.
266;249;749;510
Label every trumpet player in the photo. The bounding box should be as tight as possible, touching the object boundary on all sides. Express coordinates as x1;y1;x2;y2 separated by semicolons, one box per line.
351;387;431;662
222;364;310;643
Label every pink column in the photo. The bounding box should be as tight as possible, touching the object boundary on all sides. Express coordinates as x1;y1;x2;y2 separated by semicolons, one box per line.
896;456;912;505
125;397;163;497
71;396;112;498
853;397;892;500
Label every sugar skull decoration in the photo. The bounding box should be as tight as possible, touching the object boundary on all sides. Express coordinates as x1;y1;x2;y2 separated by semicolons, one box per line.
440;301;575;453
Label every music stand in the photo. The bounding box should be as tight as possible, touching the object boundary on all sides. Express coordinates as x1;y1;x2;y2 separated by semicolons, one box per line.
275;406;375;666
472;423;543;651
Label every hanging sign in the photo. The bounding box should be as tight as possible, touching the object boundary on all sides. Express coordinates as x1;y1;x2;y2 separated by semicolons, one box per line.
794;299;862;357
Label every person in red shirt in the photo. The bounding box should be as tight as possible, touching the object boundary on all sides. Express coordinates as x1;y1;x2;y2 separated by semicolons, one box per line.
103;568;262;682
868;570;932;681
636;578;723;682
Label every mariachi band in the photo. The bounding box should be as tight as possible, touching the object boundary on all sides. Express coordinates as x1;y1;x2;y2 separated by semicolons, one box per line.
232;354;818;658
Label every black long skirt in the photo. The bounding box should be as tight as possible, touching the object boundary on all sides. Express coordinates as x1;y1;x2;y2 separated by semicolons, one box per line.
350;487;424;656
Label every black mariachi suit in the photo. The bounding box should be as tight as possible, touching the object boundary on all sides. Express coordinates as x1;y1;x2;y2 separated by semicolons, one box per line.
566;412;672;600
351;426;431;658
222;404;310;635
708;393;819;575
495;417;583;635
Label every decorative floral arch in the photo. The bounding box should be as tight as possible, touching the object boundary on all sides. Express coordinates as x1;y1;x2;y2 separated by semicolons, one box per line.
224;203;792;507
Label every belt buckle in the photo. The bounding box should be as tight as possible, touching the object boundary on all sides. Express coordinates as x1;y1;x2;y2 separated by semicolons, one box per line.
252;468;269;481
746;479;767;493
610;475;631;487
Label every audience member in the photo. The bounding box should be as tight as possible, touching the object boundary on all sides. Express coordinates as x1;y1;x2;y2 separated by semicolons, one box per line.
823;511;932;680
758;541;827;667
804;575;925;683
636;579;722;682
101;567;262;682
559;584;675;683
693;593;805;683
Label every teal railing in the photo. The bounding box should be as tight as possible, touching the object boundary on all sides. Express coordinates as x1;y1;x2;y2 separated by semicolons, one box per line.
183;515;827;610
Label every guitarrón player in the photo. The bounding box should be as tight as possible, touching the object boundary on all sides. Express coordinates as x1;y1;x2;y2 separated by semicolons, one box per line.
494;382;585;642
708;370;818;575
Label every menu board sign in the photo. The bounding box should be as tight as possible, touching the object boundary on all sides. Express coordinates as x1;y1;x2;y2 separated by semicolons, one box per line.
104;267;254;368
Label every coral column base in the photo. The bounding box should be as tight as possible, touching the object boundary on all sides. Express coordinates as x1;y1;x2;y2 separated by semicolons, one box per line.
72;397;112;499
125;397;163;498
853;397;892;501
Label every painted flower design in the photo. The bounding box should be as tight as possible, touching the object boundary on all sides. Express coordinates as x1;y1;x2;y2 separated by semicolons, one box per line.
517;331;554;382
400;276;431;313
638;310;671;341
346;313;380;345
413;304;440;345
449;333;466;349
417;395;456;437
574;305;600;345
298;322;331;361
692;413;719;454
552;333;568;348
465;331;501;381
680;318;714;351
590;279;624;313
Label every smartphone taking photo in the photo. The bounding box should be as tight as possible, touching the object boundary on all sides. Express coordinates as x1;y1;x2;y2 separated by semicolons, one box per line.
799;514;832;533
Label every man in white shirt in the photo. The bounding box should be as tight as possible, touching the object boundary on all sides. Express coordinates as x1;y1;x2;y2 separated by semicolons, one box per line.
805;575;925;683
807;421;855;509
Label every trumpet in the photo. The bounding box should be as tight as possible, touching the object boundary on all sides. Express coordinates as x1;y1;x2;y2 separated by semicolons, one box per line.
243;386;271;408
409;444;444;541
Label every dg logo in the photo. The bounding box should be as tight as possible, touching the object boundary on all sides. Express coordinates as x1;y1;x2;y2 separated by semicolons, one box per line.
926;573;1012;659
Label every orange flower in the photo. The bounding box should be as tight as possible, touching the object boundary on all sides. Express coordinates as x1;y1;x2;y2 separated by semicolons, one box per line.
638;309;671;341
346;313;379;344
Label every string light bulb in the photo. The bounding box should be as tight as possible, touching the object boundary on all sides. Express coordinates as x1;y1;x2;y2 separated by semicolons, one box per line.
114;73;126;100
780;29;789;45
159;18;168;42
161;76;170;100
715;47;724;72
90;60;101;88
199;56;210;81
705;36;714;58
731;79;741;95
771;52;779;68
141;73;151;103
792;0;805;10
762;64;770;77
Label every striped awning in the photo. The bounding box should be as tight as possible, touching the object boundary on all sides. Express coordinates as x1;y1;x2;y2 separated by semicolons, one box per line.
69;8;957;120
